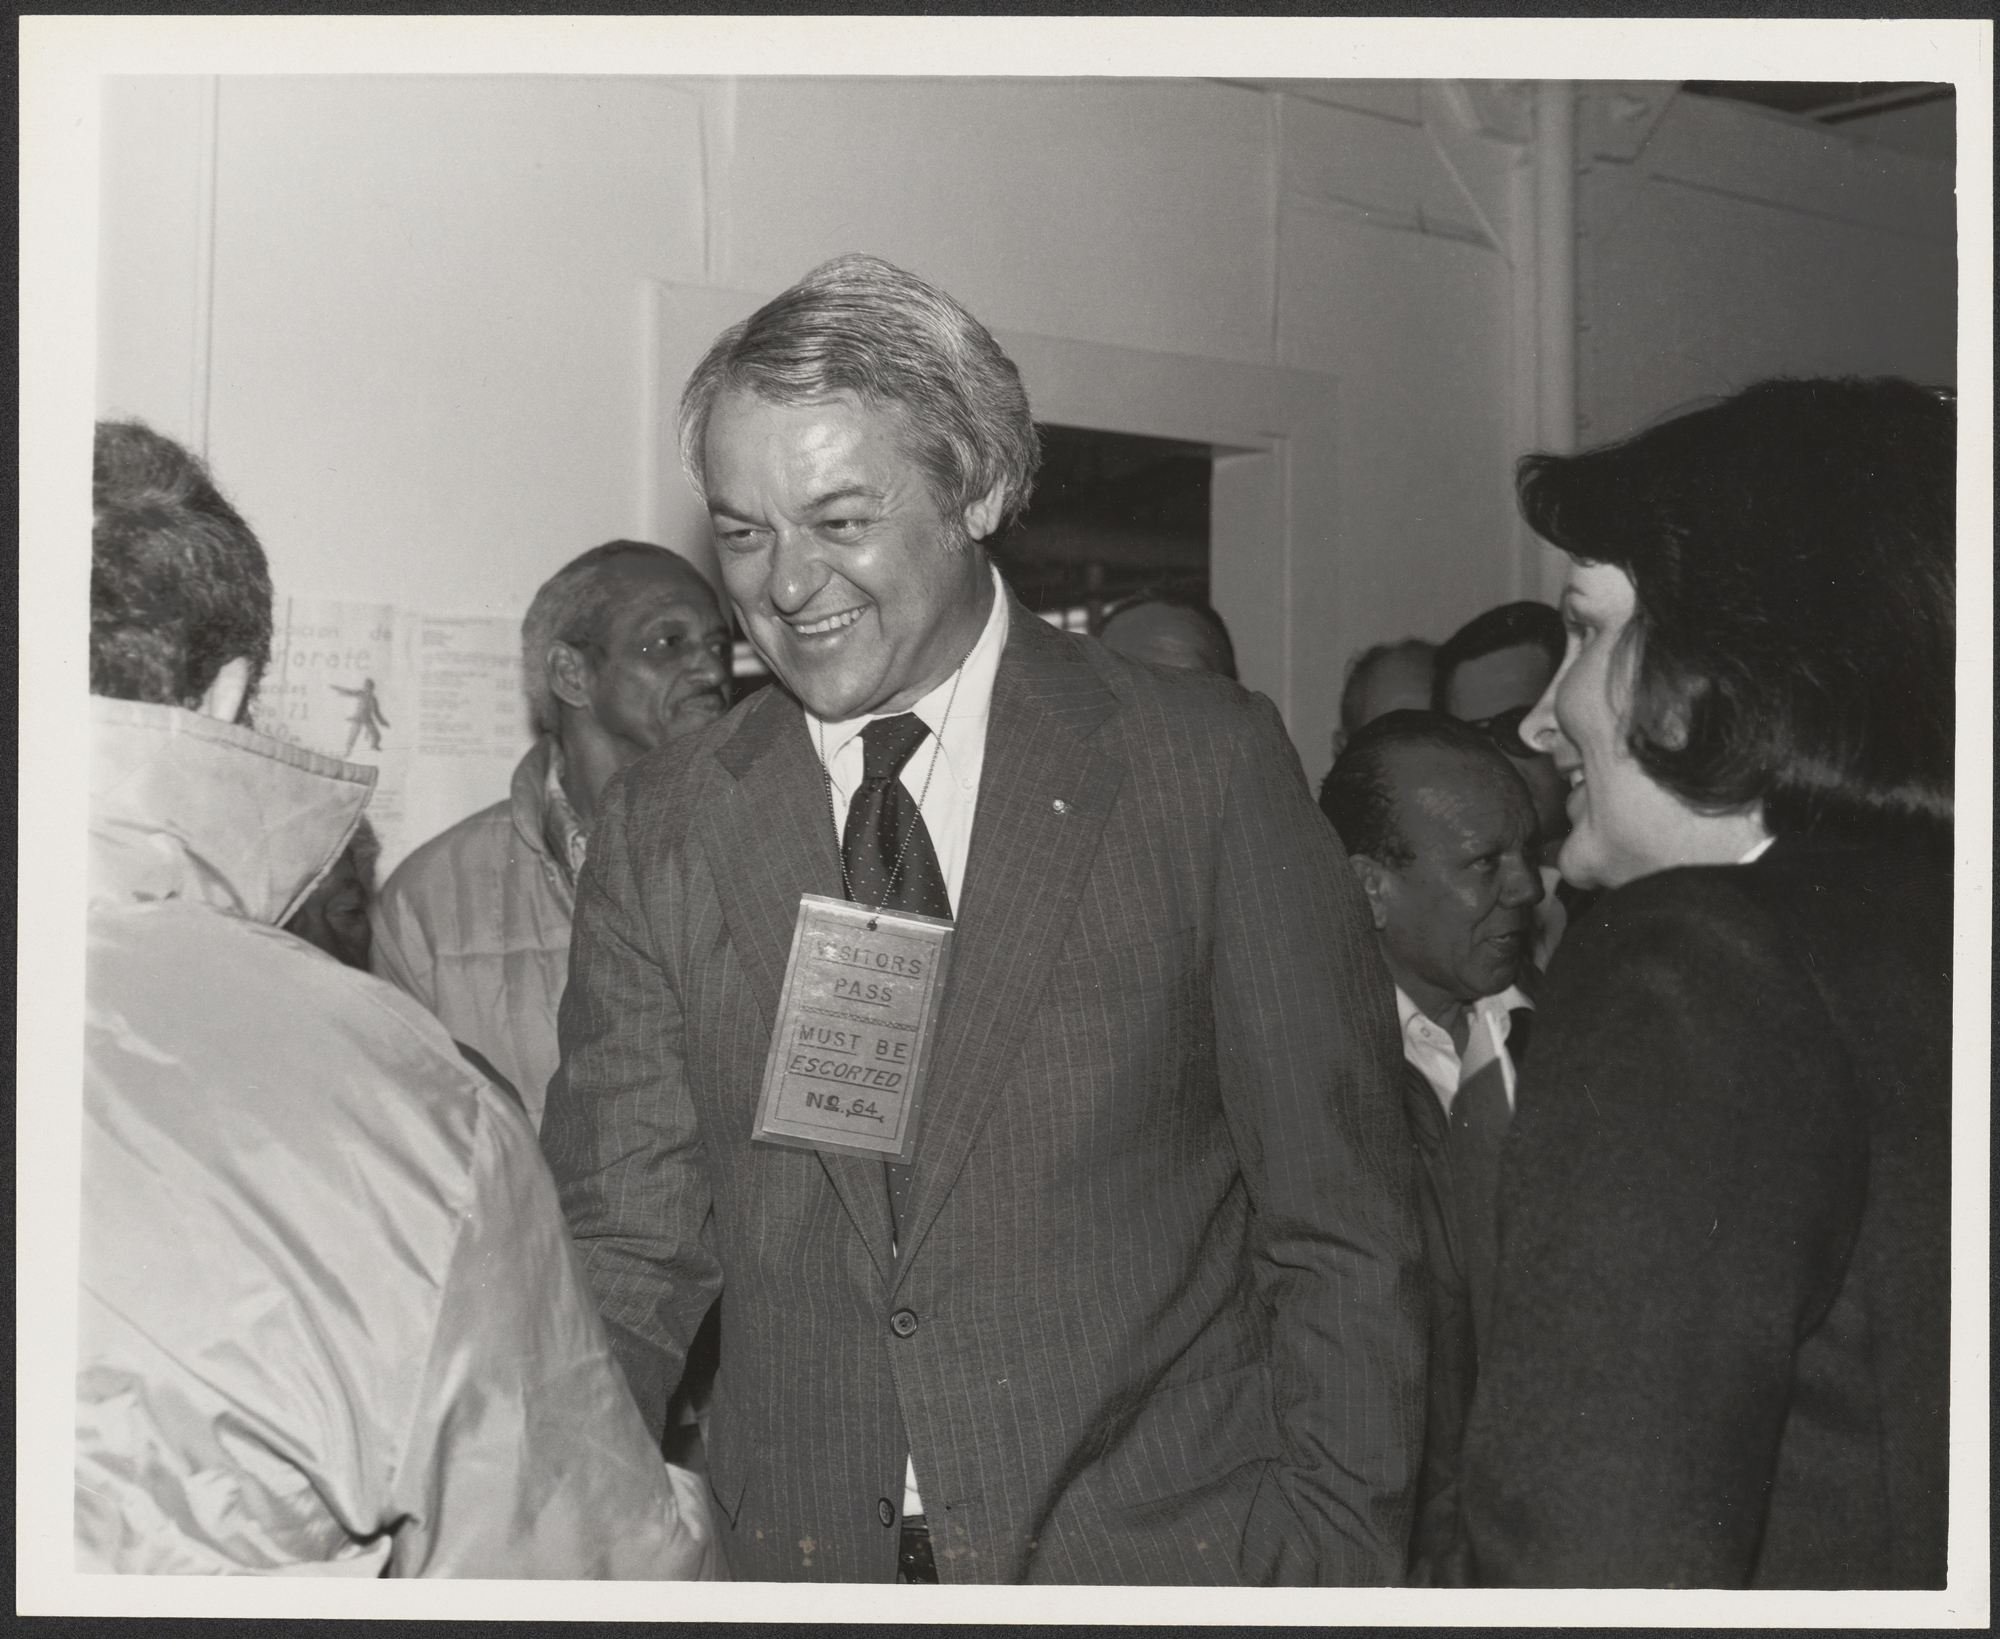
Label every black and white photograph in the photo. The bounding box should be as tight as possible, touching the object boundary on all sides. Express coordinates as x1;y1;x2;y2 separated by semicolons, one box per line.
18;14;1990;1626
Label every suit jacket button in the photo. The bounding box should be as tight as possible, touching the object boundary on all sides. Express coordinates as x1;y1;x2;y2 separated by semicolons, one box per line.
890;1308;919;1338
877;1498;896;1528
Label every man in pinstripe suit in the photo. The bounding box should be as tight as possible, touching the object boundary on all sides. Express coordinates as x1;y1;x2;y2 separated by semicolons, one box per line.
543;256;1427;1585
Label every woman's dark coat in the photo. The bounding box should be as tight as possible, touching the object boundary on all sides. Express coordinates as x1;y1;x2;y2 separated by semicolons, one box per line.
1463;834;1951;1588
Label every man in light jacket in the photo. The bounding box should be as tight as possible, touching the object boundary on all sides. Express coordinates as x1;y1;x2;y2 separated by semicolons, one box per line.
78;419;722;1578
372;540;731;1127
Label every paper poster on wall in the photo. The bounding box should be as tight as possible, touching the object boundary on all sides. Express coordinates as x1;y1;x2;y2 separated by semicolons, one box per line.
260;598;531;879
401;613;533;872
260;597;413;865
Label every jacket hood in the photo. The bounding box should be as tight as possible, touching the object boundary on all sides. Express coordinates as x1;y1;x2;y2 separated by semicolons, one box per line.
90;696;378;926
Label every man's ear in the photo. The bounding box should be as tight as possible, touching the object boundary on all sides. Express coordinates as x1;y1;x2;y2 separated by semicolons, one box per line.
1348;853;1393;932
197;656;253;725
545;641;594;712
961;479;1008;544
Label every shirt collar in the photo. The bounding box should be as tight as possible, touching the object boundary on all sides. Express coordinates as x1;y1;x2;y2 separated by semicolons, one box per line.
1394;985;1428;1036
811;563;1010;785
1395;981;1533;1043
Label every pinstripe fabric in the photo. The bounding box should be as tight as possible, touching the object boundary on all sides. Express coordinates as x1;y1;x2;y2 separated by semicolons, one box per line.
543;595;1427;1584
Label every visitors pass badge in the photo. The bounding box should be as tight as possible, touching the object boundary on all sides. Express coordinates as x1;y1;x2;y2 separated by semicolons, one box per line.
752;894;953;1163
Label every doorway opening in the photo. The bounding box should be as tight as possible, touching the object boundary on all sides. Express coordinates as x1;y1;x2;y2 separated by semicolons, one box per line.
992;424;1213;633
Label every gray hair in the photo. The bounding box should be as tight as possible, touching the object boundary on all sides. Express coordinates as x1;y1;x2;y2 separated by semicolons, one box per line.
519;541;697;735
677;254;1041;532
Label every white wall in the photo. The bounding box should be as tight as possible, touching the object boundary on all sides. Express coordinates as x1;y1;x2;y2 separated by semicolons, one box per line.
1272;92;1520;660
718;78;1279;365
97;79;211;453
100;76;710;624
97;75;1957;836
1575;86;1956;445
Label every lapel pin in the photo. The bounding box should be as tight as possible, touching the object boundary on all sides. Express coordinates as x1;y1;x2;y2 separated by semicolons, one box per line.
1052;799;1069;814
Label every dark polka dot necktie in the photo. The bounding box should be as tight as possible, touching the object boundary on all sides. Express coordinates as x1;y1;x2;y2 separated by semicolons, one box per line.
841;714;952;922
839;713;951;1256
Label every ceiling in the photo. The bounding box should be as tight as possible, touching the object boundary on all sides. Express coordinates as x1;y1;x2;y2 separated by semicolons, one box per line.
1680;81;1954;158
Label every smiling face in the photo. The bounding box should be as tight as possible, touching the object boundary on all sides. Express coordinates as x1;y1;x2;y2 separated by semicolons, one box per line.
702;389;1002;721
568;556;731;760
1362;744;1544;1016
1441;639;1570;848
1524;560;1763;890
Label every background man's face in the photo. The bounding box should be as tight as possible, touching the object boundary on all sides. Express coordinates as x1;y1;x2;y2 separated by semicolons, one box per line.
1100;603;1231;676
283;844;371;970
1440;640;1569;847
1368;745;1544;1013
704;388;993;721
1441;642;1555;724
576;558;731;760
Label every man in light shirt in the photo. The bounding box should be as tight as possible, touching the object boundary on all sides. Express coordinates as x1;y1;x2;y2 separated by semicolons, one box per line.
544;255;1426;1585
1318;709;1543;1584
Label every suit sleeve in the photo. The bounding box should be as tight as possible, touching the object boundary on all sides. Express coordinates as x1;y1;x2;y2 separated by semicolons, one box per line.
388;1081;726;1580
1461;876;1867;1587
539;767;722;1440
1209;691;1429;1585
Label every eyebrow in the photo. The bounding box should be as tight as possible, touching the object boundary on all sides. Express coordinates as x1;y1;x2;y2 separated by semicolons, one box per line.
708;484;885;520
803;484;885;513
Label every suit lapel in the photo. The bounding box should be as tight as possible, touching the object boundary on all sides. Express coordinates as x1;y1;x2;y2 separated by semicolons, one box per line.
705;692;896;1278
891;602;1126;1285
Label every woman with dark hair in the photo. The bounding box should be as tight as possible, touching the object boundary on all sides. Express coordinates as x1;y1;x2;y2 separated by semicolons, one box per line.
1461;377;1955;1588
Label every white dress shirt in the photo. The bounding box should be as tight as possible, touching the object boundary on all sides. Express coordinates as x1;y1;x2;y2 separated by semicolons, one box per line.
805;564;1010;1522
809;564;1009;913
1397;983;1532;1118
